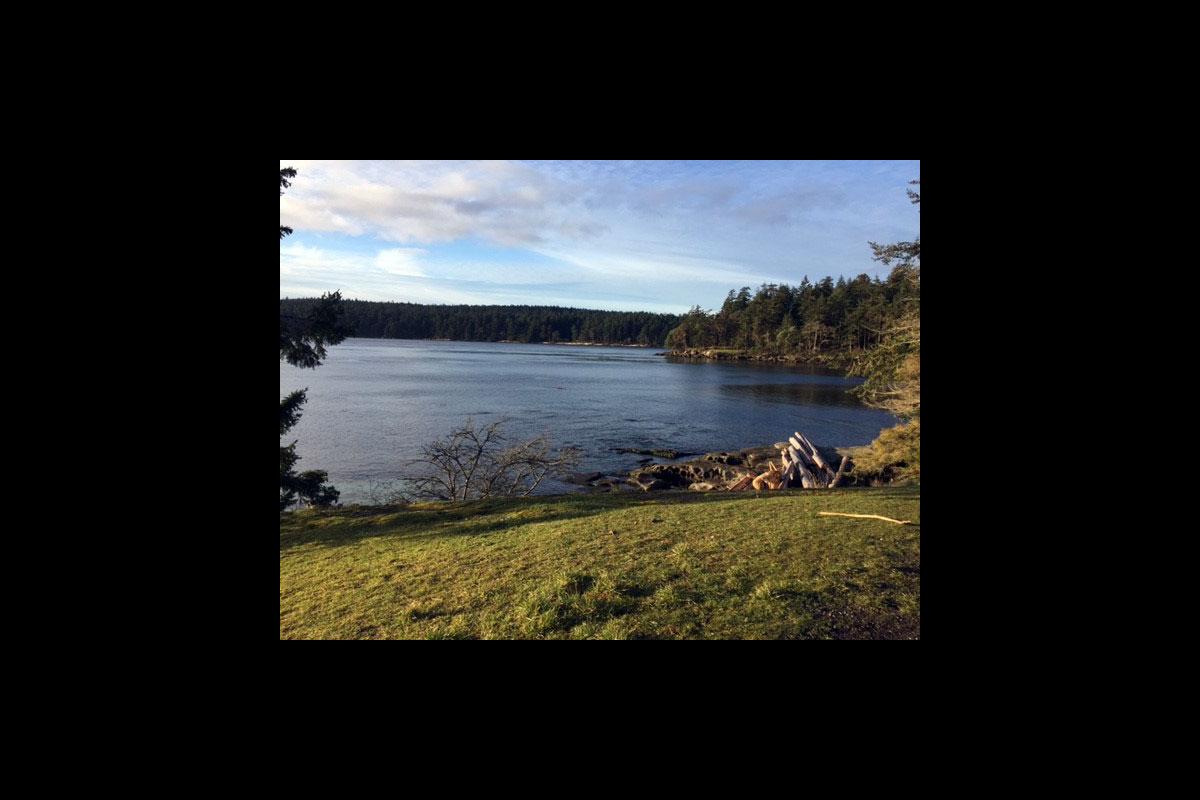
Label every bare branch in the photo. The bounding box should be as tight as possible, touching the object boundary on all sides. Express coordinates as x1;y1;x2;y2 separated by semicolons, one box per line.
399;419;581;501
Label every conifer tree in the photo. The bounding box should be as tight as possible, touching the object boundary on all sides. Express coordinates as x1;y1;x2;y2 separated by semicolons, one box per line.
280;166;346;509
852;180;920;419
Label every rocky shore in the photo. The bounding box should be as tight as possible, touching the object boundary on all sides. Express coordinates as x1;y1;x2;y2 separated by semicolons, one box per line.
566;440;857;494
665;349;856;368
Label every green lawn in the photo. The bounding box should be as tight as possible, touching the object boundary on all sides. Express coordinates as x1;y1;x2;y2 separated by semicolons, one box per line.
280;484;920;639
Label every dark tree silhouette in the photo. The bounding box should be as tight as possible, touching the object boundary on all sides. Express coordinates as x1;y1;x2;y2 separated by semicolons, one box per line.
280;291;348;368
280;167;296;240
280;166;345;509
280;298;683;347
868;180;920;275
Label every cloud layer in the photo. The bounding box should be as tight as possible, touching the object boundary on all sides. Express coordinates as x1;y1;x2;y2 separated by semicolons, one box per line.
279;160;920;312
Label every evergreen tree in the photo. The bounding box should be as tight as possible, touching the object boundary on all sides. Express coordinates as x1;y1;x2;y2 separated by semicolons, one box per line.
279;389;340;510
843;180;920;481
280;167;296;241
280;167;346;509
852;180;920;419
285;299;683;347
657;269;916;358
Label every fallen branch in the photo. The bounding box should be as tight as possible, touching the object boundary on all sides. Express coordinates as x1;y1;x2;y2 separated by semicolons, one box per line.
829;455;850;489
715;431;853;492
817;512;912;525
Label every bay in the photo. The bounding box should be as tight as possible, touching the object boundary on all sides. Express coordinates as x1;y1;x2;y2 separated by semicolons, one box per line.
279;338;897;503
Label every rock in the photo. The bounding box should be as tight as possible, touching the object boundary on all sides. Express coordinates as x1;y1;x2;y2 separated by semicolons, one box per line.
689;482;718;492
629;465;687;489
704;451;743;465
630;460;754;490
565;471;604;485
740;445;782;469
614;447;695;459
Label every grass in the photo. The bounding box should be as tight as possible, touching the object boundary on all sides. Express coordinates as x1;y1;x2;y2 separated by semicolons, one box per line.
840;420;920;485
280;484;920;639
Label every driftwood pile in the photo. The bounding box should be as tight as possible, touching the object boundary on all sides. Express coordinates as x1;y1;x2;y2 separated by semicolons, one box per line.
726;431;850;492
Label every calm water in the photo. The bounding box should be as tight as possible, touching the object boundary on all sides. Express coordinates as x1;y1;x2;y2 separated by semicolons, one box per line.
279;338;897;503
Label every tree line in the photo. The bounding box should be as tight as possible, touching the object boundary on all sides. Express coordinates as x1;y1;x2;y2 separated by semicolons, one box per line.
280;271;917;353
664;269;919;355
278;298;683;346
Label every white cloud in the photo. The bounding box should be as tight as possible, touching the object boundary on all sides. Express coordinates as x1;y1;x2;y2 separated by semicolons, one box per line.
534;244;774;289
374;248;426;277
280;243;442;301
279;160;920;311
279;160;593;247
280;243;424;278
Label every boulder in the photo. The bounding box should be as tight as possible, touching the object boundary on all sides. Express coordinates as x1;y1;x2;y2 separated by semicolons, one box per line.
630;461;755;490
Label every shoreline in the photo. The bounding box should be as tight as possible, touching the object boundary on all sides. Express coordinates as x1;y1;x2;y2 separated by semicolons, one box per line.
574;441;867;494
665;348;858;368
345;336;658;348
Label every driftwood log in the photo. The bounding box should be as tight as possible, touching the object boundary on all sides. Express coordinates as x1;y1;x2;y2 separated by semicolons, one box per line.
818;512;911;525
789;444;819;489
726;474;755;492
803;434;831;473
727;430;850;491
829;455;850;489
751;461;785;491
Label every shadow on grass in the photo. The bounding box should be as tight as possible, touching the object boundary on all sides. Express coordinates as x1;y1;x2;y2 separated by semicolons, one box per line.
279;484;921;551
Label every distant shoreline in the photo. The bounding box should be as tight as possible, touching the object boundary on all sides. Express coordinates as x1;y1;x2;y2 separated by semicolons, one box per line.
345;336;658;349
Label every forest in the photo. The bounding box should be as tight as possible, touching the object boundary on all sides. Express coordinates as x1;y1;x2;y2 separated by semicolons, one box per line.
664;268;919;355
281;267;916;354
279;298;682;346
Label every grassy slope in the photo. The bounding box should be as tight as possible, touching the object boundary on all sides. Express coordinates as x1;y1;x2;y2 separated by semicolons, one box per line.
280;485;920;640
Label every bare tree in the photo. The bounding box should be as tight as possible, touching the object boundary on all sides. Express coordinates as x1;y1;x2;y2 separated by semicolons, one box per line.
402;418;581;501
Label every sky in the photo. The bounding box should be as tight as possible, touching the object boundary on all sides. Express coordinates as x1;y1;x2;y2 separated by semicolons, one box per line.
280;160;920;314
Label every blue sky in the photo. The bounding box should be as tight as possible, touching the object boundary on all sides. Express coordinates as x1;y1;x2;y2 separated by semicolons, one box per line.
280;160;920;314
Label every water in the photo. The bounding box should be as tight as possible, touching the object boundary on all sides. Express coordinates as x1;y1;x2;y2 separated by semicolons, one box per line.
279;338;897;503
